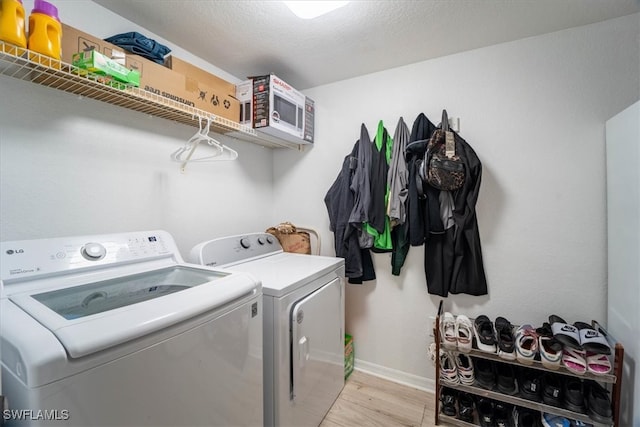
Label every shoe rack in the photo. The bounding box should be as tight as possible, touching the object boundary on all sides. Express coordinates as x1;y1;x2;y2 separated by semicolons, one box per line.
433;302;624;427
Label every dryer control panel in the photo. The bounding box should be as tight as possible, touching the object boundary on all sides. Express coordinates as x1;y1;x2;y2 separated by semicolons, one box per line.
189;233;283;267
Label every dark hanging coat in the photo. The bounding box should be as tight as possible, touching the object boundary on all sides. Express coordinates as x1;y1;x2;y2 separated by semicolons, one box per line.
365;121;393;252
406;114;438;247
325;140;376;284
348;124;374;249
445;130;487;296
405;113;488;297
389;117;411;276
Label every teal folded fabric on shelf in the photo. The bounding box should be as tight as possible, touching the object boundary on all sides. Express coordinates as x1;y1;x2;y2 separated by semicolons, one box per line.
105;32;170;64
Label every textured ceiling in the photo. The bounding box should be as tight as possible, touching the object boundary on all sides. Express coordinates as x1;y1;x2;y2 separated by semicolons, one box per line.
93;0;639;90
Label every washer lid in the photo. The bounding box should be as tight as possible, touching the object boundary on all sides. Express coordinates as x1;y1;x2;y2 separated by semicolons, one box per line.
223;252;343;297
28;266;224;320
10;265;259;358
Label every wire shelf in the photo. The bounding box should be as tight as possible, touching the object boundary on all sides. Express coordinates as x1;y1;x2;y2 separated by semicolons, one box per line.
0;41;302;149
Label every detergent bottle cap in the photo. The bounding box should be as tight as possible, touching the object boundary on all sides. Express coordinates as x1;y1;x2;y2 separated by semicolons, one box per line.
33;0;59;21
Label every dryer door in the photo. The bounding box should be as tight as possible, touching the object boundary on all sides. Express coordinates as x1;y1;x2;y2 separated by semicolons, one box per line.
290;277;343;424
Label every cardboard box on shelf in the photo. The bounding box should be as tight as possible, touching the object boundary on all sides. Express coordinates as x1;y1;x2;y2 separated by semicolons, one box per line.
251;74;313;144
165;55;235;98
140;58;239;122
60;24;239;122
61;24;145;86
62;24;141;71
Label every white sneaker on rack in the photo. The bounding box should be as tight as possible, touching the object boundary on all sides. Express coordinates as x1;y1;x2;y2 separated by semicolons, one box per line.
515;324;539;365
428;342;438;365
440;312;457;350
455;352;474;385
455;314;473;353
440;351;460;385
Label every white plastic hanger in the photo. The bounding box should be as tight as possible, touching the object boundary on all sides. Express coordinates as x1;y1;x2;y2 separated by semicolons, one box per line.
170;116;238;172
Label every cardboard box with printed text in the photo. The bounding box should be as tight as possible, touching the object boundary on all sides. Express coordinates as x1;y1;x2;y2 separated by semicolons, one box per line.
60;24;239;122
165;55;236;98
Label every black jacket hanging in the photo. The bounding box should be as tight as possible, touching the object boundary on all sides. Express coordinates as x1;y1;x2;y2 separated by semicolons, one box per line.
325;140;376;284
368;124;389;235
349;124;374;249
405;112;487;297
406;113;437;246
445;130;487;296
390;117;411;276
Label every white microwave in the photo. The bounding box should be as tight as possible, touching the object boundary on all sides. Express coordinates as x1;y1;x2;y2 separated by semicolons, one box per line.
272;94;304;132
251;74;312;144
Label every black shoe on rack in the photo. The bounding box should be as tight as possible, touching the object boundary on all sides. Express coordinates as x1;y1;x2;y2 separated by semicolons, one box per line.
474;315;497;353
477;398;495;427
440;387;457;417
585;380;613;423
518;367;542;402
457;392;474;423
474;357;496;389
563;377;586;413
496;363;518;395
495;316;516;360
513;406;541;427
541;373;563;407
494;402;513;427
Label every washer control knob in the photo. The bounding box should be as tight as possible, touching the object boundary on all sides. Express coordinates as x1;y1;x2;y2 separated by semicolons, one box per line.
266;236;274;244
81;243;106;261
257;237;265;245
240;238;251;249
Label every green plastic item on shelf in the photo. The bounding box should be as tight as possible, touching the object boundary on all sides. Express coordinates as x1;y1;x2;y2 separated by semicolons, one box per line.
72;49;140;87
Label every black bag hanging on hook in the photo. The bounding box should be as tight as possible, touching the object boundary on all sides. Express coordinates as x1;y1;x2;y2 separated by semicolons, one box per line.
420;110;465;191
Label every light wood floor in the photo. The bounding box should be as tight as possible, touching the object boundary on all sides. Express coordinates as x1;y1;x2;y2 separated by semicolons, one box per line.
320;370;438;427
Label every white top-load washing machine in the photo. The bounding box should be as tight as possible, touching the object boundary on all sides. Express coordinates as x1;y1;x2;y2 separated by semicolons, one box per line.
190;233;345;427
0;230;263;427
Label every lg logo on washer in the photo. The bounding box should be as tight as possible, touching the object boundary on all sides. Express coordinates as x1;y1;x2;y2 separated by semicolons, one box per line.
5;249;24;255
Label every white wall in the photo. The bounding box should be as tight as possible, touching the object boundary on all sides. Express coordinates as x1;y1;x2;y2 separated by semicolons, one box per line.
606;101;640;427
273;14;640;389
0;0;275;256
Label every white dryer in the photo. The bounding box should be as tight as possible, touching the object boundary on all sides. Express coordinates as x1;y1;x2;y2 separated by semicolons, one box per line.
0;230;263;426
190;233;345;427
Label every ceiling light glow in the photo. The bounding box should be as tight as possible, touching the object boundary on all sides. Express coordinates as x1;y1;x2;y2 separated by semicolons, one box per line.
283;1;349;19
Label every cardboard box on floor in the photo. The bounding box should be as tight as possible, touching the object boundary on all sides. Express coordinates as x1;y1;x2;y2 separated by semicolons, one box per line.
344;334;354;380
61;24;239;122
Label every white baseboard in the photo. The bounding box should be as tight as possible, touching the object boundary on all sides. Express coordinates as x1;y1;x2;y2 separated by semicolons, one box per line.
353;358;436;393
